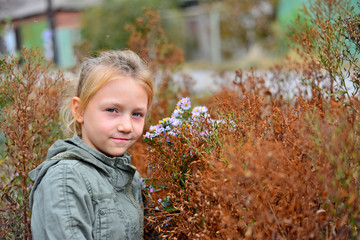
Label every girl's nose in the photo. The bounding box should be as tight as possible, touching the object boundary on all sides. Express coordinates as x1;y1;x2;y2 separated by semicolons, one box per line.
117;116;132;133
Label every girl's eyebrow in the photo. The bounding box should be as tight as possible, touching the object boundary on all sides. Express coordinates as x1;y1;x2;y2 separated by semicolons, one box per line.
102;101;147;111
132;106;147;112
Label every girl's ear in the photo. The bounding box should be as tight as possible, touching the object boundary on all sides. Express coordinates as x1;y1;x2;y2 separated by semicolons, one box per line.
72;97;84;124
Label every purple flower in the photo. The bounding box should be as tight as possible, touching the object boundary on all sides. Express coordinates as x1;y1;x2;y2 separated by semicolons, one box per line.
192;106;208;114
169;117;182;127
192;106;209;120
167;131;177;136
144;132;153;139
176;97;191;110
159;117;171;125
147;185;155;193
144;125;160;139
139;177;146;189
340;55;343;59
165;217;171;226
158;198;162;203
153;125;165;136
171;108;183;118
149;125;157;132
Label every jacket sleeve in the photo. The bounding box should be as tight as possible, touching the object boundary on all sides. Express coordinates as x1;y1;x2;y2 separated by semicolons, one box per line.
31;162;94;240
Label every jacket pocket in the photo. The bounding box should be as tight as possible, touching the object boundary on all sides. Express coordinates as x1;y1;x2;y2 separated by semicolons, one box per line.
94;196;127;240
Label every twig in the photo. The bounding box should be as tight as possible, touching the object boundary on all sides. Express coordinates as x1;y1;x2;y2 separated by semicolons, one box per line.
267;199;287;239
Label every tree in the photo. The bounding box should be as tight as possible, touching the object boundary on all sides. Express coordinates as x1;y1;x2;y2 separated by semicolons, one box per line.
219;0;278;58
80;0;179;53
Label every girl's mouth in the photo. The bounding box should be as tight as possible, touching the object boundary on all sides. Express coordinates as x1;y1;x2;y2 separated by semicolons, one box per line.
112;137;130;142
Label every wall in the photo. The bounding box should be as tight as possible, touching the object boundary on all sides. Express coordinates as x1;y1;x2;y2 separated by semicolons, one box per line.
2;11;81;69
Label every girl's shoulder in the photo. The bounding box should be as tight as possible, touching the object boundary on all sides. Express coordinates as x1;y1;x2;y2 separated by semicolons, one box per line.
40;158;94;184
46;157;104;181
33;151;105;189
48;151;108;175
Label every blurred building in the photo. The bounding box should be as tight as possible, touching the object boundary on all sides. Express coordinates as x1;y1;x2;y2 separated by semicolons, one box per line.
0;0;102;69
2;0;354;68
179;0;221;63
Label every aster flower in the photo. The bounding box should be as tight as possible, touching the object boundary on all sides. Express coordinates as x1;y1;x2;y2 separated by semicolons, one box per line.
191;106;208;120
143;97;241;218
176;97;191;110
139;177;146;189
171;108;184;118
144;97;236;145
167;131;177;136
148;125;157;133
165;217;171;226
147;185;155;193
155;125;165;135
144;132;154;139
169;117;182;127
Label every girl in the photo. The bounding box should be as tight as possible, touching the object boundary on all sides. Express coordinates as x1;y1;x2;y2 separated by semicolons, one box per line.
29;50;154;239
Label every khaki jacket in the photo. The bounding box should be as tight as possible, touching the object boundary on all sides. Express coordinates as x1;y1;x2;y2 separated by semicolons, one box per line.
29;135;144;240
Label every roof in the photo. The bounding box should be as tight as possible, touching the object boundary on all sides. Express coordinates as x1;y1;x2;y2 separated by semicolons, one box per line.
0;0;103;21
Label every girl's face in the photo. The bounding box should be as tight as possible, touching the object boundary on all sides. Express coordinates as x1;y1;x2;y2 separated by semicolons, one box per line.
72;75;148;157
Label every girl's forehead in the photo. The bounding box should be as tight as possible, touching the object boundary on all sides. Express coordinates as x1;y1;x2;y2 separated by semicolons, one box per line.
110;76;150;96
97;76;147;97
86;72;151;106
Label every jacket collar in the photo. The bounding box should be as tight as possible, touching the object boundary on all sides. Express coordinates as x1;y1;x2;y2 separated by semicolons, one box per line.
63;135;136;174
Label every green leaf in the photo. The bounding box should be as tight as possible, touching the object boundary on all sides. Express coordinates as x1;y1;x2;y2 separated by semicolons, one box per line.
164;206;176;212
329;91;348;96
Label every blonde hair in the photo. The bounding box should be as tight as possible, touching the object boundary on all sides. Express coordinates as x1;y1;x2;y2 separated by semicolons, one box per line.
62;50;154;136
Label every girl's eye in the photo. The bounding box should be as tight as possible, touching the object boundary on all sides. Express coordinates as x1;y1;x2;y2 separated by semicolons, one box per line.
132;112;143;117
106;108;117;113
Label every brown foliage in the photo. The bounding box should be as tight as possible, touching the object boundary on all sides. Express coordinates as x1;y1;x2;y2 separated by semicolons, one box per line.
0;47;65;239
141;65;360;239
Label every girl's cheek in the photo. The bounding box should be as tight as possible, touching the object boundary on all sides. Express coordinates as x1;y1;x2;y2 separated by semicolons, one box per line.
136;121;145;132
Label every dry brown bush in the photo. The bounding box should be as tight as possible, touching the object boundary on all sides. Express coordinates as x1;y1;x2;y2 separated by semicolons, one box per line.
0;47;65;239
140;65;360;239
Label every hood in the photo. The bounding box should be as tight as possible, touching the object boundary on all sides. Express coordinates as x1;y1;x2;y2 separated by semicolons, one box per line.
29;135;133;207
